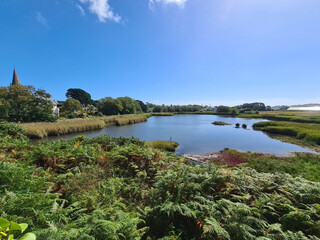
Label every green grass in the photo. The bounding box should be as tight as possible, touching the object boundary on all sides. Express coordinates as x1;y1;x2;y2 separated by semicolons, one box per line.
20;113;152;138
253;121;320;145
151;112;174;116
211;121;231;126
238;111;320;124
145;141;179;152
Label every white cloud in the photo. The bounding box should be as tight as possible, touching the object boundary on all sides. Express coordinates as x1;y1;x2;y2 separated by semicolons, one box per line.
76;4;85;16
79;0;121;23
149;0;188;9
35;11;47;25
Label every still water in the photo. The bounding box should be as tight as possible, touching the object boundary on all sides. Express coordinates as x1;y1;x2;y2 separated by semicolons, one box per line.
35;115;316;156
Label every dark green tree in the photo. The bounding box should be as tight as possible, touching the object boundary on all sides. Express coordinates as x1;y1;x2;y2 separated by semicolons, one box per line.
117;97;137;114
0;85;54;122
216;105;231;113
153;105;162;112
135;100;147;113
66;88;92;106
60;99;83;114
97;97;123;115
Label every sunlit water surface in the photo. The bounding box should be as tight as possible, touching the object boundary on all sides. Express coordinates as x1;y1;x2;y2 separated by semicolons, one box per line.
34;115;316;156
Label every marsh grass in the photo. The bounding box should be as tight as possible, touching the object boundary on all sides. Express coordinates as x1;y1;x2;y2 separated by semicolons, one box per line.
239;111;320;124
21;114;152;138
152;112;174;116
253;121;320;145
146;141;179;152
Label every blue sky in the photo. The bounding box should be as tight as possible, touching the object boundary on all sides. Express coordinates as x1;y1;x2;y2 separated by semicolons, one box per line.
0;0;319;106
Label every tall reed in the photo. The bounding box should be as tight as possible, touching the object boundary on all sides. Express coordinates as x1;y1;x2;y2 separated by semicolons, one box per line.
20;114;152;138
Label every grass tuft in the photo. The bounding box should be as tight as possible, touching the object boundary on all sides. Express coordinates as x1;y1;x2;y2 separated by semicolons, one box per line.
146;141;179;152
211;121;231;126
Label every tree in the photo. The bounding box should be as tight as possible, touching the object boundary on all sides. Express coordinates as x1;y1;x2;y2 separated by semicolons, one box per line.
0;85;54;122
153;105;162;112
66;88;92;106
136;100;147;113
117;97;137;114
216;105;231;113
60;99;83;114
231;107;238;114
97;97;123;115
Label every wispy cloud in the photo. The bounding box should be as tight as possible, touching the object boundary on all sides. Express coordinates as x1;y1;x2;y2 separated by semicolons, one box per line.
35;11;47;26
79;0;121;23
149;0;188;9
76;4;86;16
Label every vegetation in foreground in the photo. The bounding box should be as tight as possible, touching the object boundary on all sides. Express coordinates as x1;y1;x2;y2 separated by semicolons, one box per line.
206;149;320;182
20;114;151;138
253;121;320;146
1;122;320;239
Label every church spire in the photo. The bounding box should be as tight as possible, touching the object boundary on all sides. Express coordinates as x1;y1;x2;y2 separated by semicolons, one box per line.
12;68;21;85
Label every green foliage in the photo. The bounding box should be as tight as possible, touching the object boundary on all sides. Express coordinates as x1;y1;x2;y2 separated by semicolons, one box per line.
97;97;144;115
66;88;92;106
146;141;179;152
135;100;147;113
231;107;238;114
97;97;123;115
0;217;36;240
117;97;142;114
212;121;231;126
148;104;203;113
0;85;54;123
1;123;320;239
253;121;320;145
60;99;83;115
237;102;266;111
216;105;231;113
152;112;174;116
236;151;320;182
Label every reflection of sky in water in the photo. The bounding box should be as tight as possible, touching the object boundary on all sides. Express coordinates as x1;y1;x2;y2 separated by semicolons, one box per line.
34;115;316;156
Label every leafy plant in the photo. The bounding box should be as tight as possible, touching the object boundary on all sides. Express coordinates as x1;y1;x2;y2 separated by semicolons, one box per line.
0;217;36;240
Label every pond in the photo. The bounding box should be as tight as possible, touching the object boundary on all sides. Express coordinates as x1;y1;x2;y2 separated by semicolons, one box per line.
34;115;316;156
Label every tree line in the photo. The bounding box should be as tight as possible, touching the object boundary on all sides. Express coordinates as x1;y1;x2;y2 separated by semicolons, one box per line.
0;84;274;123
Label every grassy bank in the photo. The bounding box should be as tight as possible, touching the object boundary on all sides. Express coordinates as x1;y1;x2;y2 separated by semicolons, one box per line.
146;140;179;151
253;121;320;146
1;123;320;239
151;112;174;116
238;111;320;124
20;113;151;138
